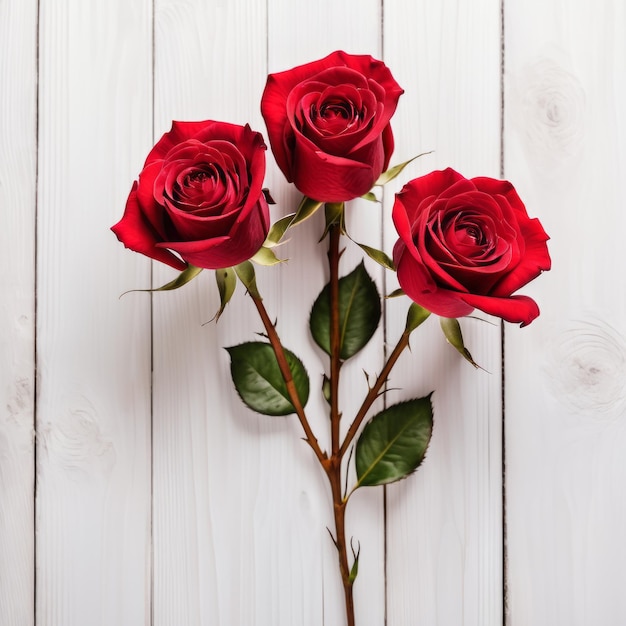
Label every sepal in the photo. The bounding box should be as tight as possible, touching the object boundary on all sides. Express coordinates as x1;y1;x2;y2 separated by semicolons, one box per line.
405;303;431;333
374;151;434;186
251;246;284;266
234;261;261;299
120;264;202;296
212;267;236;322
351;241;395;271
439;317;480;369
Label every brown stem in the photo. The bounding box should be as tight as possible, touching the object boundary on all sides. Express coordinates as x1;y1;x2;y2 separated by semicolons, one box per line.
249;293;327;465
328;221;342;456
339;329;411;458
327;217;356;626
328;457;356;626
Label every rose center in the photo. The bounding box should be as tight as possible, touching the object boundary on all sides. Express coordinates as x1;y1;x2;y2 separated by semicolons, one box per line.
185;169;213;186
309;98;363;135
458;223;485;245
319;99;358;120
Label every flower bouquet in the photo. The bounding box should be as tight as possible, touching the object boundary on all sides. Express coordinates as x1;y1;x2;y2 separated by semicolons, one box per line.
112;51;550;626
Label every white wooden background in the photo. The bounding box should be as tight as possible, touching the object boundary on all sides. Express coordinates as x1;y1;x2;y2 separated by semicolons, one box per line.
1;1;625;625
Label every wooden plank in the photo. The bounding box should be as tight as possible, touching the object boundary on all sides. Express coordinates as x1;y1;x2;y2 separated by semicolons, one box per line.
151;2;272;625
0;1;37;624
151;2;386;624
504;3;626;625
265;4;386;625
382;2;504;625
36;1;153;624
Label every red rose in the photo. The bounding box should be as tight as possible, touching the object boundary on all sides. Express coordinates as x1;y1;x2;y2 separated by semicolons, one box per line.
260;50;404;202
392;168;551;326
112;120;270;271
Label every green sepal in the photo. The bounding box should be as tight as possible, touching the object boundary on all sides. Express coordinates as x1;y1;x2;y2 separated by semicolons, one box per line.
251;245;284;266
226;342;310;416
265;213;296;247
234;261;261;299
405;303;431;333
374;151;434;187
293;196;324;227
322;375;331;405
352;241;395;271
355;396;433;488
385;288;405;299
349;542;361;583
212;267;236;322
319;202;346;240
263;196;324;249
310;261;381;360
361;191;378;202
439;317;480;369
120;264;203;297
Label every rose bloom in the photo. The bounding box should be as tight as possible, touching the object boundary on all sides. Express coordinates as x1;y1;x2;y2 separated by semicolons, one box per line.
261;50;404;202
112;120;270;271
392;168;551;326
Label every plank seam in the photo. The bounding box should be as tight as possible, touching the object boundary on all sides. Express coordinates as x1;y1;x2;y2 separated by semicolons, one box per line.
34;1;41;624
499;2;509;625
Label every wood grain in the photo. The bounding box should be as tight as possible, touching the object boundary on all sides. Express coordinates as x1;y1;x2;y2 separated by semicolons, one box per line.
382;2;504;625
265;3;385;624
3;2;623;625
36;0;153;624
0;1;37;624
151;2;273;624
504;2;626;625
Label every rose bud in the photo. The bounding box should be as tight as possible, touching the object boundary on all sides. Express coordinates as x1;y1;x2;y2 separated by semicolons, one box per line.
393;168;551;326
112;120;270;270
261;50;404;203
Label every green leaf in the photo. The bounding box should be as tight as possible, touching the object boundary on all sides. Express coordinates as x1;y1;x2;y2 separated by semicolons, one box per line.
226;342;310;416
355;396;433;488
439;317;480;369
374;151;434;186
120;264;203;297
310;261;381;360
405;303;431;333
234;261;261;299
212;267;236;322
251;246;284;266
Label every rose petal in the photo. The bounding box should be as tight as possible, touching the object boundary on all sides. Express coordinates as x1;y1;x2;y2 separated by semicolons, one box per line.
460;292;541;326
290;140;376;202
394;242;474;318
163;199;268;269
112;183;187;271
146;121;219;164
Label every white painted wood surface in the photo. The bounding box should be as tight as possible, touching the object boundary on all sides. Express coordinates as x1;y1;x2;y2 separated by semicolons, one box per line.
504;2;626;625
0;2;37;624
1;1;624;625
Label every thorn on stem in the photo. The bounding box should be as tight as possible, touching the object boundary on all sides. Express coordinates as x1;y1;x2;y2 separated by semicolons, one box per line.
326;527;339;551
